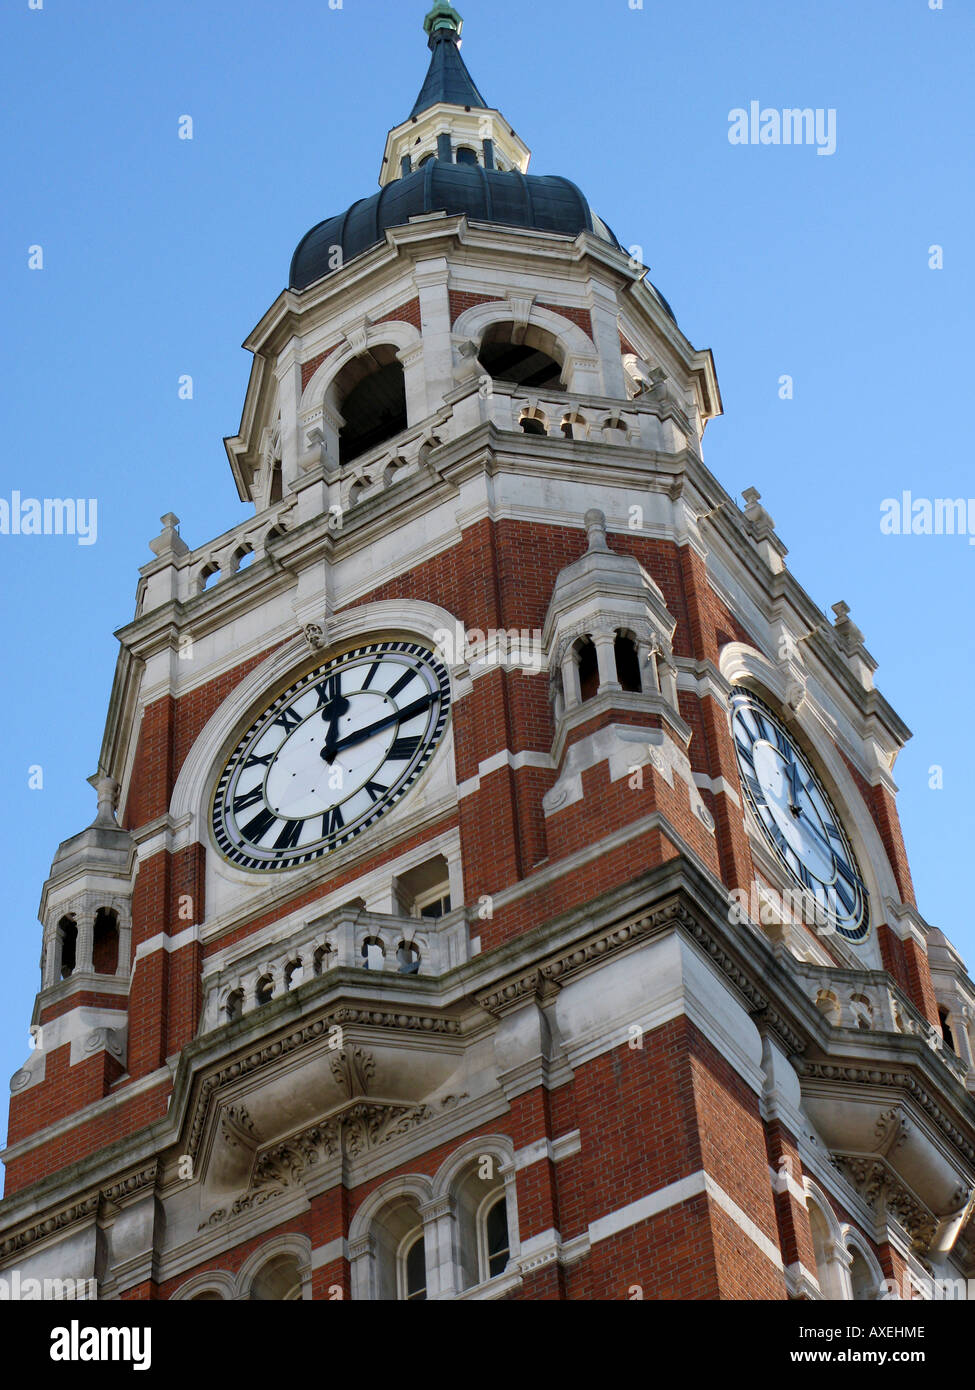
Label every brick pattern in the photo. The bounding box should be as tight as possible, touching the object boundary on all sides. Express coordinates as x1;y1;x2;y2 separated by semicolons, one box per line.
5;1078;170;1194
301;344;339;393
375;297;422;332
447;291;594;343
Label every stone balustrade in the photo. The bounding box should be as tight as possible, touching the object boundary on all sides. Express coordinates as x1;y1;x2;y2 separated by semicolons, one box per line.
793;960;970;1084
200;904;471;1036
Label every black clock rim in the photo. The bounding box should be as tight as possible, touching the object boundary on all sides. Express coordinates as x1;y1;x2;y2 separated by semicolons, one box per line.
210;640;451;873
729;687;871;943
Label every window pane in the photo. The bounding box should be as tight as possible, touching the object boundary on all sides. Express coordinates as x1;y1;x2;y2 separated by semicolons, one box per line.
486;1199;510;1278
406;1236;427;1301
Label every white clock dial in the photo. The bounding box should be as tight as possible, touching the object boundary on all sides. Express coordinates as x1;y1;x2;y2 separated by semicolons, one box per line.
212;641;450;871
730;689;869;942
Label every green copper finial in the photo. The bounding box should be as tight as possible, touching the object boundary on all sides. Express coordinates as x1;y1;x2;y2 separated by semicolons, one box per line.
424;2;463;41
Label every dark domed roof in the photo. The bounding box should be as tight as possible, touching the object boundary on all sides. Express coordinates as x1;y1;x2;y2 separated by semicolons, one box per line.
289;161;621;292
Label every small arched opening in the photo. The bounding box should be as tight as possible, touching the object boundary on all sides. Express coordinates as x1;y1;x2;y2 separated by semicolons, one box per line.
520;414;547;436
575;637;599;702
396;941;421;976
477;322;565;390
614;633;643;693
92;908;120;976
361;937;385;971
335;346;408;465
57;916;78;979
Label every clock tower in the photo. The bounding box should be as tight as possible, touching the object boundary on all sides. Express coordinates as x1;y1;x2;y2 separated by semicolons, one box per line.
2;4;974;1303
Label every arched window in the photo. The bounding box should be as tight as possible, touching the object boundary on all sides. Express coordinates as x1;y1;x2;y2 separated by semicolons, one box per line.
248;1253;304;1300
284;958;303;990
224;989;244;1023
57;915;78;979
451;1157;512;1290
255;975;274;1006
92;908;119;976
313;944;333;976
335;346;408;464
615;634;642;693
478;322;564;390
357;1193;428;1300
576;638;599;702
455;146;478;166
403;1234;427;1301
939;1006;956;1052
850;1248;877;1301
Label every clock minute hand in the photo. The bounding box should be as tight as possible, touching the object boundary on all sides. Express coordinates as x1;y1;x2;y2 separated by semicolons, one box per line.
320;693;435;764
793;812;868;894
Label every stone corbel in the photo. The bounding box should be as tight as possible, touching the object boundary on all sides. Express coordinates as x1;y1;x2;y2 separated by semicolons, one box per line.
506;294;536;346
342;316;373;360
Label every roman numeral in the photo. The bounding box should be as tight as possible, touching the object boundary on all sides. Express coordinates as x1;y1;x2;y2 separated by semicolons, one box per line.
735;736;756;767
796;863;817;893
273;706;303;733
322;805;345;839
768;823;790;855
274;820;304;851
364;780;389;803
388;736;422;762
243;752;274;772
743;774;763;803
388;667;422;700
241;808;277;844
315;674;342;706
772;725;792;756
233;784;265;815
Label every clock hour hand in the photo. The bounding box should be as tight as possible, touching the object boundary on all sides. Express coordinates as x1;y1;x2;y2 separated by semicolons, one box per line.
320;692;435;764
320;695;350;762
783;757;804;816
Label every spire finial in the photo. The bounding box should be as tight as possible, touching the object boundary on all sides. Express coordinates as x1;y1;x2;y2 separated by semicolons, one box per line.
424;1;463;46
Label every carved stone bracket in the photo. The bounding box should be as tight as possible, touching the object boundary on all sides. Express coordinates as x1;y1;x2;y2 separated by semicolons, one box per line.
832;1153;939;1256
199;1097;459;1230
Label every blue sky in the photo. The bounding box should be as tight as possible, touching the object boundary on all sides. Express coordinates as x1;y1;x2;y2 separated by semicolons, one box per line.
0;0;971;1165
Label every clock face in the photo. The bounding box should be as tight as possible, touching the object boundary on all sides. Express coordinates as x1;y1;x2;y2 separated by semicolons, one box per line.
212;641;450;871
730;689;869;942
